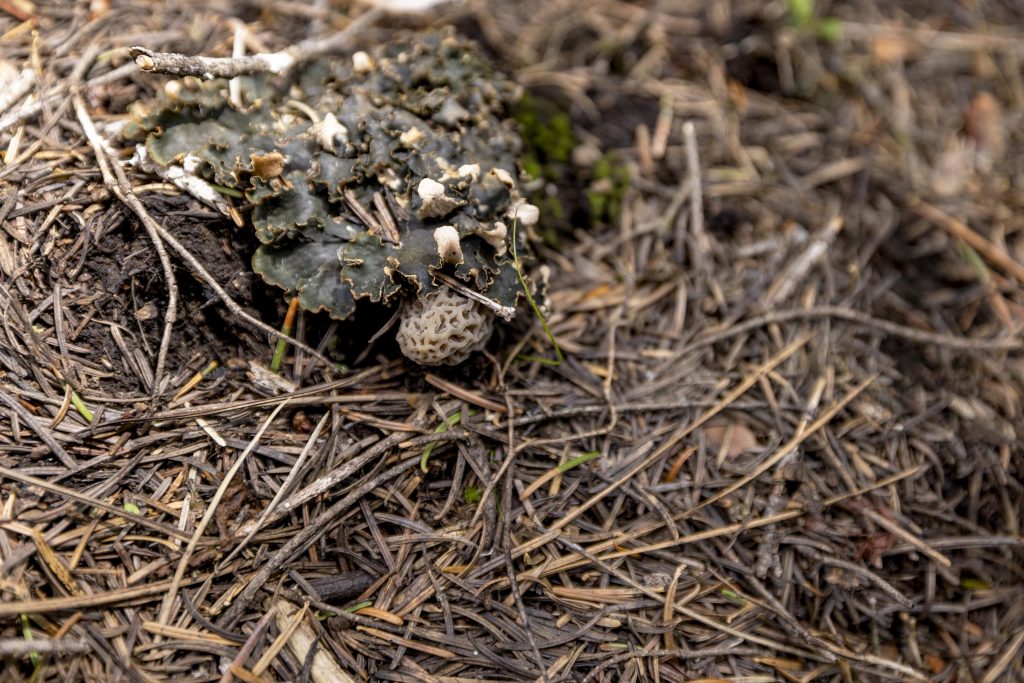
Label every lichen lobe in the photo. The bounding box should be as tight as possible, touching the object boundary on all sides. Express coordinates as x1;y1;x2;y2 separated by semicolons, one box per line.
130;28;539;364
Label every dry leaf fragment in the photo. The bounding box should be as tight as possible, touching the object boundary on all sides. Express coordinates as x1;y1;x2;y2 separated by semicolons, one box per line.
250;151;285;180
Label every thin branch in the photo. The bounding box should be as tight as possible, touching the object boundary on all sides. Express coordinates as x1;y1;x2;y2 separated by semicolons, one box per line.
764;216;843;305
435;272;517;322
910;197;1024;286
129;8;384;80
129;47;294;79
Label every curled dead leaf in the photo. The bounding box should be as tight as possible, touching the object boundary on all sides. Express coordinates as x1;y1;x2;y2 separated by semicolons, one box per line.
250;151;285;180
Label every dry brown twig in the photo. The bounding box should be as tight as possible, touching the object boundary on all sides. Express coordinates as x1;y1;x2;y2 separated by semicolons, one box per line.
910;197;1024;287
129;8;384;80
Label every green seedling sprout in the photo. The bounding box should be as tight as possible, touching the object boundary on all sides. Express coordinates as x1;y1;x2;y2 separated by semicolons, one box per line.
344;600;373;613
420;410;476;472
70;389;93;422
21;614;41;670
463;485;482;504
557;450;601;473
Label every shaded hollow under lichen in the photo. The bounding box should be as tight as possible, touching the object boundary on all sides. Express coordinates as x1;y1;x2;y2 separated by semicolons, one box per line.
125;29;534;342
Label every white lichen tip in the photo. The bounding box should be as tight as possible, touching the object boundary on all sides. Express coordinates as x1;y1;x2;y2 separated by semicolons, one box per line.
511;202;540;227
457;163;481;182
417;177;464;218
418;177;445;200
490;167;516;188
479;221;508;257
313;112;348;153
400;127;424;145
434;225;463;264
352;50;375;75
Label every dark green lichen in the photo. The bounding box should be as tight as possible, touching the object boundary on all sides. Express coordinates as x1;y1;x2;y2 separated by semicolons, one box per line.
126;29;534;334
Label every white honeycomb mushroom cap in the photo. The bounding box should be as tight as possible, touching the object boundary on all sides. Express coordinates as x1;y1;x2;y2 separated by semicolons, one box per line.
396;286;494;366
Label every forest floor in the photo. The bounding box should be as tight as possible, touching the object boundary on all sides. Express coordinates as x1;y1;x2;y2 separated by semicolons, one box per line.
0;0;1022;681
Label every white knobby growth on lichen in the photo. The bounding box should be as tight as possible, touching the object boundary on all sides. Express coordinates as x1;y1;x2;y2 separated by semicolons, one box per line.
352;50;376;74
396;286;493;365
490;167;515;188
416;177;463;218
417;177;444;201
434;225;463;264
477;221;507;256
312;112;348;153
457;163;480;182
510;201;540;226
400;127;425;145
163;80;183;99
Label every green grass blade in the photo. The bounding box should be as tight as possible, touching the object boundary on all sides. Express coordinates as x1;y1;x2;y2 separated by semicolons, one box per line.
557;450;601;473
420;412;468;472
511;218;563;366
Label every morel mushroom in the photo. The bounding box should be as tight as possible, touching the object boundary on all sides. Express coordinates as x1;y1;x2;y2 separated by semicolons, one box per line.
396;285;493;366
125;28;542;365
